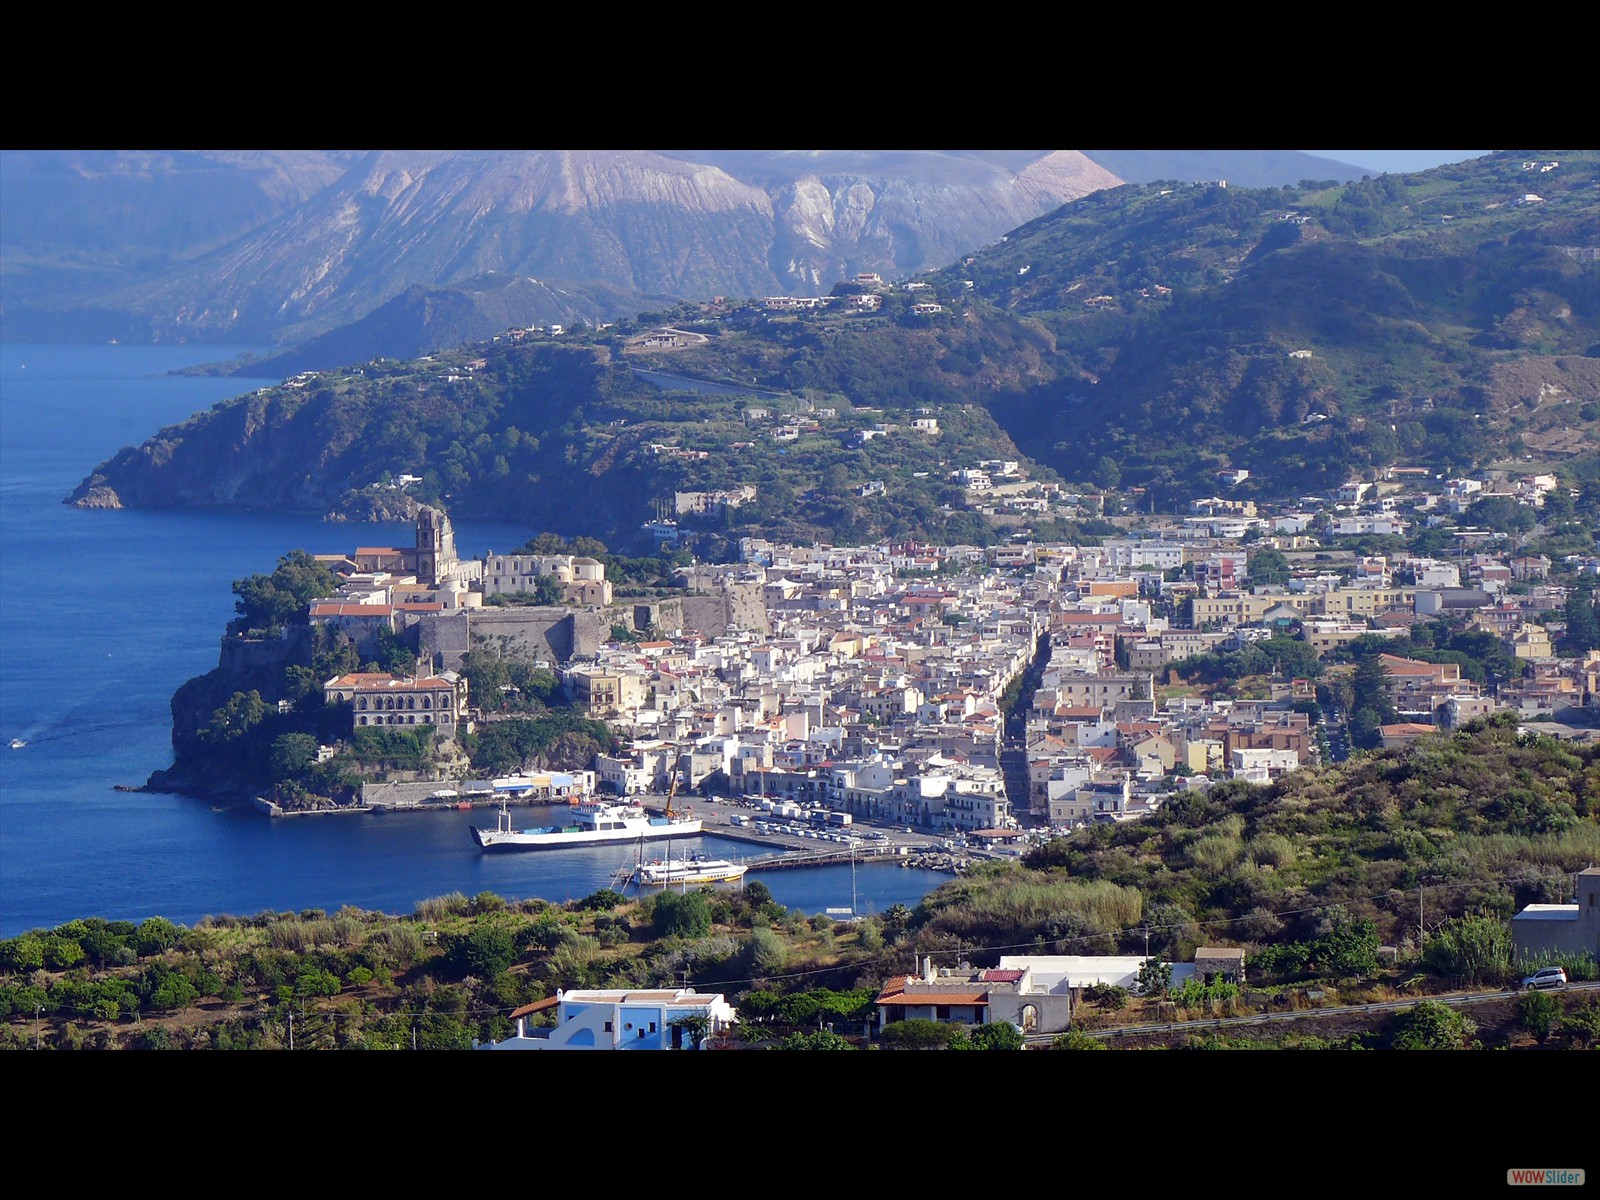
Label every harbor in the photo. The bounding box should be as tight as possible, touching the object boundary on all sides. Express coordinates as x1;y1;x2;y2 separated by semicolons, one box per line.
333;778;978;863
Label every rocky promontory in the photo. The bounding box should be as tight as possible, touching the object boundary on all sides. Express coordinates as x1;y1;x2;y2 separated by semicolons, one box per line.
68;484;124;509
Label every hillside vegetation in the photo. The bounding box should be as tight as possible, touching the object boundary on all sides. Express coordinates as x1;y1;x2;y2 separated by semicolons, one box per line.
5;718;1597;1050
943;149;1600;501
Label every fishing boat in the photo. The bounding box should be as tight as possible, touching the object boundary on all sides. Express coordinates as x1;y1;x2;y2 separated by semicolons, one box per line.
632;854;747;887
472;797;701;852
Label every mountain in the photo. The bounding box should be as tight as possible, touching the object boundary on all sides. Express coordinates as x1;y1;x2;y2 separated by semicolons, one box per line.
67;152;1600;538
3;149;1123;347
212;273;671;379
0;150;359;333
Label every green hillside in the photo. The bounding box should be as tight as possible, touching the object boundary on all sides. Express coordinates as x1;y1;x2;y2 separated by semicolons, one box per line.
69;306;1069;552
938;150;1600;501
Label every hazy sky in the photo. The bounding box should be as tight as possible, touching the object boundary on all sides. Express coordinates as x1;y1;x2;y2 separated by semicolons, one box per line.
1301;150;1493;173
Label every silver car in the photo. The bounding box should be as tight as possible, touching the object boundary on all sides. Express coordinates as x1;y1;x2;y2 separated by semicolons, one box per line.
1520;966;1568;990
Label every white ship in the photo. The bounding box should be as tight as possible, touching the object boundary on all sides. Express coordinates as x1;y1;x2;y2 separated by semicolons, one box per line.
472;798;701;852
632;854;748;887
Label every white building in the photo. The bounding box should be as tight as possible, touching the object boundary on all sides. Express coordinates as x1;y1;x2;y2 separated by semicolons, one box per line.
477;988;737;1050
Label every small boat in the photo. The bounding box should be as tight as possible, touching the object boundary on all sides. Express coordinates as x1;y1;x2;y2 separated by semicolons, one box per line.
10;738;26;749
632;854;747;887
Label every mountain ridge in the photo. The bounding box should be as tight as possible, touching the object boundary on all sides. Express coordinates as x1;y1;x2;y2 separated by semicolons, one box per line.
5;150;1377;350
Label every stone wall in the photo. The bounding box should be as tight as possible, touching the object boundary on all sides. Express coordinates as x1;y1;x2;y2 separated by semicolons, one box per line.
419;610;472;669
218;625;308;674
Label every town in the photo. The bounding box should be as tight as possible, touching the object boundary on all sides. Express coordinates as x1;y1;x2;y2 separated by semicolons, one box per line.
282;449;1598;850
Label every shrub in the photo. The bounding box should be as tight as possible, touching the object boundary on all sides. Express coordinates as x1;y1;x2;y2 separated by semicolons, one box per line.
1390;999;1477;1050
1050;1030;1105;1050
1422;916;1512;984
1085;983;1129;1010
743;927;788;976
968;1022;1024;1051
880;1019;963;1049
414;893;470;922
1517;990;1560;1043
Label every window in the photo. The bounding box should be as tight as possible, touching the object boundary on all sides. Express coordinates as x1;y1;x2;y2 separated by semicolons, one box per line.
649;1022;657;1033
936;1006;950;1019
603;1021;612;1032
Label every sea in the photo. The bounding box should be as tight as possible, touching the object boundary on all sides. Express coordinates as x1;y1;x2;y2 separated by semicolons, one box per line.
0;342;947;938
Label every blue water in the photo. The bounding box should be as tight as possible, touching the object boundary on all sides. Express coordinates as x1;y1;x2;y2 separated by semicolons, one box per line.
0;343;947;936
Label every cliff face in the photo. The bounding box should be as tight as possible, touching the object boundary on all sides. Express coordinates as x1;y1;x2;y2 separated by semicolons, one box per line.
67;385;376;512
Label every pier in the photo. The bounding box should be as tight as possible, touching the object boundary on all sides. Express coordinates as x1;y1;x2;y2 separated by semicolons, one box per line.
744;844;903;872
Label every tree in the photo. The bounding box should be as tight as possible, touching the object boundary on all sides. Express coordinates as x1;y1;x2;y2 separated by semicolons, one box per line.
1136;957;1174;996
667;1014;711;1048
202;690;268;748
1559;583;1600;656
652;890;713;939
742;880;773;908
229;550;340;635
1246;548;1291;589
146;969;199;1012
1351;654;1397;727
450;922;517;978
269;732;318;782
1314;913;1380;980
134;917;180;956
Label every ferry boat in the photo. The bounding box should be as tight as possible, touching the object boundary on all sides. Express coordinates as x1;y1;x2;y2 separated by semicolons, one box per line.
632;854;748;887
472;798;702;852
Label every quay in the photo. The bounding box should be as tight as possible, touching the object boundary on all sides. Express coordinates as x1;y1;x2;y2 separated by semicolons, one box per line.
259;783;983;874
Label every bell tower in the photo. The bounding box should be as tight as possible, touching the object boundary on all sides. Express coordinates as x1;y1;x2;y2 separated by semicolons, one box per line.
416;506;456;586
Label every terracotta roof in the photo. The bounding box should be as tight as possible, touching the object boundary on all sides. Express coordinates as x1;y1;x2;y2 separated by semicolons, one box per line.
311;602;394;617
329;672;453;691
508;996;560;1018
1378;654;1442;675
874;986;991;1007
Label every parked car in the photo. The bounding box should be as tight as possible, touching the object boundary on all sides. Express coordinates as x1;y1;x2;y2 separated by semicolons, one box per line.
1520;966;1568;990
